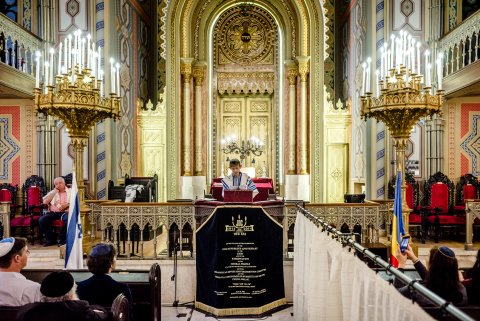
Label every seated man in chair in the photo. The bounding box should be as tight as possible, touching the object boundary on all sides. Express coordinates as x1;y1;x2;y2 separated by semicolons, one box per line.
39;177;71;246
222;158;258;197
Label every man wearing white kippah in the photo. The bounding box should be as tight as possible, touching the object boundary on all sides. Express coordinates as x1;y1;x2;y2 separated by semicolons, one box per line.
0;237;41;306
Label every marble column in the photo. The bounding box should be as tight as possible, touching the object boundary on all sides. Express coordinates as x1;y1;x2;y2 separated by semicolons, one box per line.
192;62;207;199
180;58;194;177
296;56;310;175
193;62;205;176
285;61;298;175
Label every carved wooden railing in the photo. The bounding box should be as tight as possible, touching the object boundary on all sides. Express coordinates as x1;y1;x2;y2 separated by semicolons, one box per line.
0;13;41;75
94;201;381;259
439;9;480;86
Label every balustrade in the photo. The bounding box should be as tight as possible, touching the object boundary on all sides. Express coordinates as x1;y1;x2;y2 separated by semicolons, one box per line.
0;13;41;76
440;10;480;78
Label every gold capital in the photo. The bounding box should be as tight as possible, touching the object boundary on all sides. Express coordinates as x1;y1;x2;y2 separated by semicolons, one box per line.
296;56;310;82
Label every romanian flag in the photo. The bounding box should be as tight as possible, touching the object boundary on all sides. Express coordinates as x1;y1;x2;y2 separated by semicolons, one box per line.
391;171;406;267
65;172;84;269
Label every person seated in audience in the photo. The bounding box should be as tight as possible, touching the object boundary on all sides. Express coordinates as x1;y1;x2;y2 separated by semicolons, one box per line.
16;271;110;321
462;249;480;305
395;245;468;306
221;158;258;196
398;245;438;281
77;243;133;317
39;176;71;246
0;237;40;306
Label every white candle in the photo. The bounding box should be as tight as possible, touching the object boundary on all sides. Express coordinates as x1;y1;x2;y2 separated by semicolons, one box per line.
44;61;50;93
80;38;86;72
110;58;115;94
63;38;67;71
86;34;91;69
67;34;72;69
57;42;62;76
35;51;41;88
366;57;371;93
426;63;431;87
375;69;380;97
380;47;385;79
361;62;367;95
410;43;415;74
116;63;120;96
416;42;421;76
99;69;104;96
49;48;54;85
437;53;443;90
390;35;395;69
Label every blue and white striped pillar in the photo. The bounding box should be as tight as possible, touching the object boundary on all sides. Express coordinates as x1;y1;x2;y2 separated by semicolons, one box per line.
375;0;386;199
95;0;107;199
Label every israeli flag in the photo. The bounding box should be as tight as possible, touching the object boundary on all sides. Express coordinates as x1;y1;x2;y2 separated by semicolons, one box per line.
65;172;83;269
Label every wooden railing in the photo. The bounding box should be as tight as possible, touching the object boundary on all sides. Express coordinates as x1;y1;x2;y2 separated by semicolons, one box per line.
439;10;480;94
0;13;41;75
92;200;381;259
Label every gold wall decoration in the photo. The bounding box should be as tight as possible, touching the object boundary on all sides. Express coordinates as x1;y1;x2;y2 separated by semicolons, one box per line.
217;72;275;94
215;6;276;65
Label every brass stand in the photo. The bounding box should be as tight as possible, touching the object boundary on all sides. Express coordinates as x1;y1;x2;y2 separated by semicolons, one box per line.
361;68;444;234
34;70;120;254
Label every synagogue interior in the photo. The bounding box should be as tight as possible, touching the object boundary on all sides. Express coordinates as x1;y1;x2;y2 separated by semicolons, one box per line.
1;0;480;320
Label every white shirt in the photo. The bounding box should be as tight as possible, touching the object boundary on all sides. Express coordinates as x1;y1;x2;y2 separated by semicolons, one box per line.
0;272;41;306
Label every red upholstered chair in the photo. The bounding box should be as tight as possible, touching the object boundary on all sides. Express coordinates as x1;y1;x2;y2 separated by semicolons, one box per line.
0;183;21;217
423;172;462;242
454;174;479;213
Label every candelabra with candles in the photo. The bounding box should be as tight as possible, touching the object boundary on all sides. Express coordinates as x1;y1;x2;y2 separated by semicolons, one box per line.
360;29;444;233
33;29;121;252
220;135;264;162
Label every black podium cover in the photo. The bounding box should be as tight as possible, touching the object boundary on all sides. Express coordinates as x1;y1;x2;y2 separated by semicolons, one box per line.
195;206;286;316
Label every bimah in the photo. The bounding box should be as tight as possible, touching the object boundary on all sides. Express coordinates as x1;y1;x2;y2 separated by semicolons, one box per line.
195;206;286;316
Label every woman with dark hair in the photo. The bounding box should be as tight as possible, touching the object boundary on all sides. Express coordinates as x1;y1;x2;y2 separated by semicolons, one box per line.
463;249;480;305
395;246;468;306
77;243;133;316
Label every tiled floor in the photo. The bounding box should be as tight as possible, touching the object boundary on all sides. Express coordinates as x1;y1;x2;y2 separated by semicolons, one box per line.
161;304;293;321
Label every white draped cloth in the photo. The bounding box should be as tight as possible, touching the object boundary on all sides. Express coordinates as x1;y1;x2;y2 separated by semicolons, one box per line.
125;184;144;202
293;213;435;321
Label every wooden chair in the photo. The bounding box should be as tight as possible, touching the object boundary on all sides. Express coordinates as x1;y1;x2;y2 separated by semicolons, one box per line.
423;172;463;242
454;173;480;213
112;293;130;321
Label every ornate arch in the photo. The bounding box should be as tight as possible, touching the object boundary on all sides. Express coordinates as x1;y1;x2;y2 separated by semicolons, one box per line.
163;0;328;201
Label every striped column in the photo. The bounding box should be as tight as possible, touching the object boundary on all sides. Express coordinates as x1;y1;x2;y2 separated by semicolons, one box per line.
95;0;106;199
375;0;386;199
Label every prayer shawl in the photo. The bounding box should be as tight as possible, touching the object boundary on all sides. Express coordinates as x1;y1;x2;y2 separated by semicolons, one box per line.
221;173;258;197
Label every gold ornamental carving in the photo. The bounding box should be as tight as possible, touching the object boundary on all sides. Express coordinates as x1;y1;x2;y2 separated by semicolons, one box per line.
286;66;298;86
296;56;310;82
180;58;194;83
217;72;275;94
215;6;276;65
192;63;205;86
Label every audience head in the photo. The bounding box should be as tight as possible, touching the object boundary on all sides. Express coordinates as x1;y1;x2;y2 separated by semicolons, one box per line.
426;246;463;303
87;243;116;275
0;237;29;271
426;246;439;269
229;158;242;176
53;177;66;192
40;271;78;302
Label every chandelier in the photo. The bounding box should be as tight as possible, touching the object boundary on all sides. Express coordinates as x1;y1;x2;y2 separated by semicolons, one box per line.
221;134;264;161
33;29;120;252
33;30;120;135
360;29;444;232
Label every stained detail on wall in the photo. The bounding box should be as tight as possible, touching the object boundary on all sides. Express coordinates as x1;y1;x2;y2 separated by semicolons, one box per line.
216;6;276;65
0;117;20;180
460;114;480;176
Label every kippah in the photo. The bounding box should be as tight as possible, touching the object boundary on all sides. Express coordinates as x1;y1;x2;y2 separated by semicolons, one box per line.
90;244;113;257
438;246;455;258
40;271;74;297
0;237;15;258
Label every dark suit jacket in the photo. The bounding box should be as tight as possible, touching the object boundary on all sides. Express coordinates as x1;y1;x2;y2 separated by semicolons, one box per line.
16;300;110;321
77;274;133;318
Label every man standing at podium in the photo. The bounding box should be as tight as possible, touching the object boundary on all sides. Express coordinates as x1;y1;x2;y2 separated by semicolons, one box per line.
222;158;258;197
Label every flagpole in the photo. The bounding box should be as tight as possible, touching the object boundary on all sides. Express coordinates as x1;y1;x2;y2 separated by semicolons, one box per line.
394;137;411;234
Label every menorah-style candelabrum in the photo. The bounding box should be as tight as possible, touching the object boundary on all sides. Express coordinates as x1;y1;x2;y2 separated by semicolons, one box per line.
220;135;264;161
33;29;121;252
360;29;444;232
